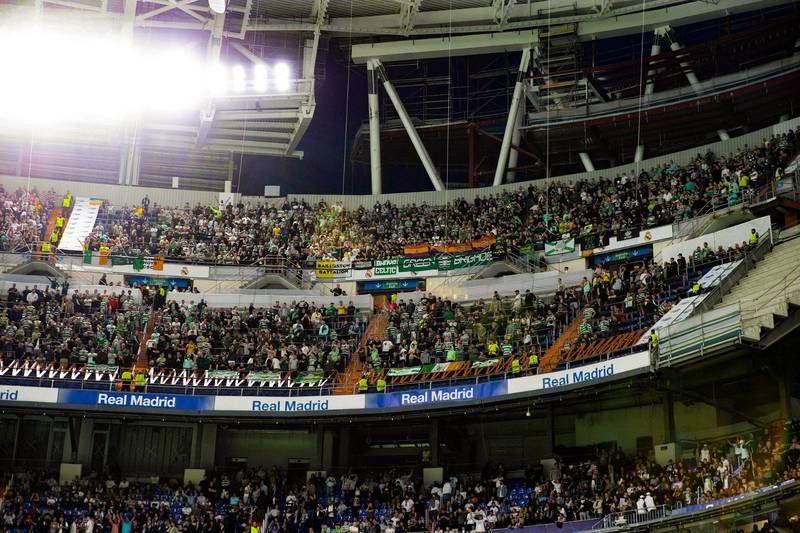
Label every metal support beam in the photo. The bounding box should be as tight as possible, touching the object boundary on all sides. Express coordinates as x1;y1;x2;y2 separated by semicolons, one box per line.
374;59;444;192
506;96;524;183
494;48;531;186
644;29;662;96
660;27;702;94
399;0;423;34
367;61;383;195
491;0;513;26
634;144;644;163
579;151;595;172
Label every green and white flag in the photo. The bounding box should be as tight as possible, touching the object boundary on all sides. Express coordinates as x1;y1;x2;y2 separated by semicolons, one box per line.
471;358;500;369
248;371;283;381
295;370;325;384
387;366;422;377
208;370;239;379
544;238;576;256
426;362;454;373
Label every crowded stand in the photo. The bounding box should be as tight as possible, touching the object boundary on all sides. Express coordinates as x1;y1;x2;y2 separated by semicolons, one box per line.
0;187;55;254
2;285;143;369
147;299;365;373
1;421;797;532
4;131;787;266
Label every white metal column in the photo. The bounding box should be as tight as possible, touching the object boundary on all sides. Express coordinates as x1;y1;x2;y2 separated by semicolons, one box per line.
506;96;524;183
374;59;444;192
717;129;731;141
579;152;595;172
644;31;662;97
634;144;645;163
494;48;531;186
367;60;383;195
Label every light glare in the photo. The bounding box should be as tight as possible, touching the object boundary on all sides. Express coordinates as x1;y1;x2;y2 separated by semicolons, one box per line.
232;65;246;93
253;64;268;93
275;62;290;92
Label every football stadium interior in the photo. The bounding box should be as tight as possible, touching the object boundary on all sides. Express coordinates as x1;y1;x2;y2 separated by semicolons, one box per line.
2;0;800;531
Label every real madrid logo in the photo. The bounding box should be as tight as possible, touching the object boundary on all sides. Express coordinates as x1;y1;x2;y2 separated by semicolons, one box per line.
365;270;373;278
644;231;653;241
180;266;190;275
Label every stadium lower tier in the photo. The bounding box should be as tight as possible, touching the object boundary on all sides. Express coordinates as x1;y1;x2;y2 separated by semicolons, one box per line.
2;420;800;533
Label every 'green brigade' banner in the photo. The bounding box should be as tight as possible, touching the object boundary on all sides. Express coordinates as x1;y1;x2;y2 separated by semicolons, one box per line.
399;250;493;273
400;257;436;272
248;371;283;382
437;249;493;271
544;238;576;256
294;370;325;384
387;366;422;377
471;358;500;369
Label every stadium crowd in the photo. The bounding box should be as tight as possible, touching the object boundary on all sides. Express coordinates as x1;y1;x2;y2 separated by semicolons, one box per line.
147;299;364;373
0;130;785;264
0;187;55;253
1;421;797;532
2;285;143;369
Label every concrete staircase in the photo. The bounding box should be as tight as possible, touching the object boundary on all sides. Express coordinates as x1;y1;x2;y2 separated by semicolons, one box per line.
334;313;387;394
715;237;800;342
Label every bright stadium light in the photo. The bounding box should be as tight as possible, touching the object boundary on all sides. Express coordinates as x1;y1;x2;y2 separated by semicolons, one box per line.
232;65;246;93
274;62;290;92
208;0;227;14
208;63;228;96
253;63;268;92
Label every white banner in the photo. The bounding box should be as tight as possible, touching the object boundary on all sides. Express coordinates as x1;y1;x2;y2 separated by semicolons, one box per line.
214;395;365;413
506;351;650;394
660;216;772;263
590;224;673;255
0;385;59;404
58;197;102;251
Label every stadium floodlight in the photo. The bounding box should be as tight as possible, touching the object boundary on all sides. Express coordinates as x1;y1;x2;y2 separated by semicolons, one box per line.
253;63;268;93
232;65;247;93
208;0;227;14
274;62;290;92
208;63;228;96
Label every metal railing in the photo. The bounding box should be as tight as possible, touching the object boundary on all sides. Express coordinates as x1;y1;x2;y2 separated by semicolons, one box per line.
593;504;671;530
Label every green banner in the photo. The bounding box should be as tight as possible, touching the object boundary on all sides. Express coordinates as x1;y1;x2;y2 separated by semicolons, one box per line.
544;238;576;256
294;370;325;384
400;257;436;272
471;358;500;369
373;258;399;277
248;371;283;381
437;250;493;271
424;362;454;373
208;370;239;379
387;366;422;377
110;255;135;266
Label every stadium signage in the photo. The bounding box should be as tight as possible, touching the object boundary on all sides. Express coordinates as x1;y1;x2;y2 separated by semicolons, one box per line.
0;386;59;404
215;395;365;413
57;390;214;411
506;351;650;395
367;381;508;409
540;363;616;389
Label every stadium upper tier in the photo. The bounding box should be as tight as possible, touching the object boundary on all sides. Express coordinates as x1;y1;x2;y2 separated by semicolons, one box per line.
0;128;795;265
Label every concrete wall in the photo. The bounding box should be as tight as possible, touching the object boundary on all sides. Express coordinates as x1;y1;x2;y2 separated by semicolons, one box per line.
214;428;320;470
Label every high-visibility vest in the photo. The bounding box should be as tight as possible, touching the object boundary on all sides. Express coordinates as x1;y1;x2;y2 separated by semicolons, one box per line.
134;373;146;387
121;371;132;382
55;216;64;228
376;379;386;392
62;195;71;208
690;283;700;295
41;242;51;253
649;333;659;348
776;168;783;182
50;232;59;244
749;232;758;245
358;378;368;392
528;354;539;367
511;358;521;374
